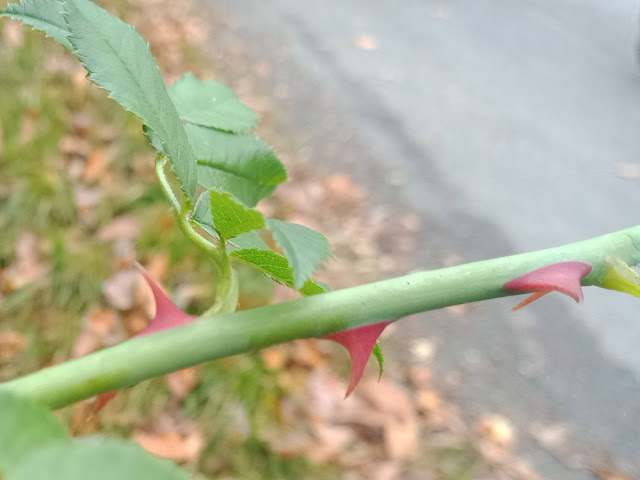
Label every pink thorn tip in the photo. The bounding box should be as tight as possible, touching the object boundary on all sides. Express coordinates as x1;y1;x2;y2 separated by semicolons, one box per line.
323;321;392;398
504;261;592;308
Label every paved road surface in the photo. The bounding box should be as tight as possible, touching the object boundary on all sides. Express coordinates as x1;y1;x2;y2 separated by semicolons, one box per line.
209;1;640;478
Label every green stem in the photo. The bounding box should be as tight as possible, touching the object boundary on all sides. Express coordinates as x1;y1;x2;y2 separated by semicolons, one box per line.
155;155;218;260
2;226;640;409
203;238;238;316
155;155;238;311
154;155;181;212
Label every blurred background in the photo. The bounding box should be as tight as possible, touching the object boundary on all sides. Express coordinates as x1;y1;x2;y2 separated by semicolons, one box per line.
1;0;640;479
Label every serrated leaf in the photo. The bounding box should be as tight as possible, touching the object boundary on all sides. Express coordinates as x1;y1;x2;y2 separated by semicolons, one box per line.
230;248;325;295
1;0;72;50
5;436;190;480
168;73;259;133
192;132;285;207
209;191;264;240
0;392;69;472
62;0;197;200
193;191;270;250
265;218;330;290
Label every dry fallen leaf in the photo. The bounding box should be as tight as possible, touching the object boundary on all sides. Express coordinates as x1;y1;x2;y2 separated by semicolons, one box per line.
89;309;116;337
74;186;101;215
59;135;91;160
405;366;432;389
358;378;419;460
0;331;26;361
477;413;515;463
103;268;141;311
144;254;169;284
261;347;286;370
594;466;636;480
71;400;101;435
82;149;106;183
322;175;365;210
72;69;90;102
417;389;441;416
478;414;514;448
1;20;25;48
71;330;98;358
121;307;150;337
1;232;49;292
165;367;200;401
71;111;91;138
290;339;326;369
366;461;403;480
134;430;205;463
290;423;358;463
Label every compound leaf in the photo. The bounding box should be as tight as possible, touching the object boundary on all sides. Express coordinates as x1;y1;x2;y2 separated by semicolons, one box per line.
62;0;197;200
168;73;258;133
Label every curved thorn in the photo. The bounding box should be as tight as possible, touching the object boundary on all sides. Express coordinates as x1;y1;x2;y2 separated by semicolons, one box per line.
323;321;391;398
504;261;592;308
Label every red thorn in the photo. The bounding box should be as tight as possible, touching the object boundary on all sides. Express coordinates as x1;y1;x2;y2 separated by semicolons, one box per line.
93;267;197;413
135;268;197;336
323;321;391;398
504;261;592;309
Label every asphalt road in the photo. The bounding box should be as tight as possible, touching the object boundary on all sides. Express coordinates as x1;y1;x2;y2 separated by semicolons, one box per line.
209;1;640;478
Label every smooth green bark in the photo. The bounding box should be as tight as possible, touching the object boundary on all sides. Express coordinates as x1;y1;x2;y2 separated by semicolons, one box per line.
2;226;640;409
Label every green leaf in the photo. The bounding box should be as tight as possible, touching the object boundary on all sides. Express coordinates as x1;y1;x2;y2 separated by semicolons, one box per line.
265;219;330;290
61;0;197;201
372;343;384;380
145;123;286;207
1;0;72;50
6;436;189;480
188;124;286;207
209;190;264;240
168;73;259;133
598;257;640;299
193;191;270;250
0;392;69;473
230;248;326;295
